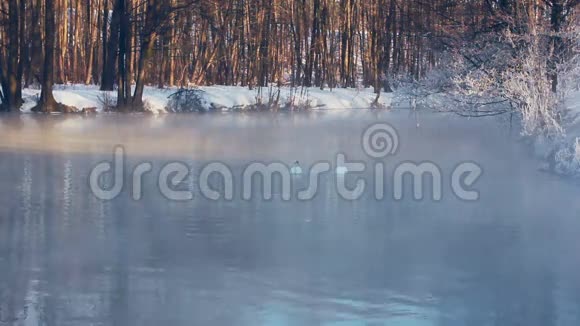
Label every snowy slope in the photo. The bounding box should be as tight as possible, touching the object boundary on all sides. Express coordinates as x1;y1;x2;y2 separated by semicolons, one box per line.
542;89;580;177
18;84;394;114
566;89;580;131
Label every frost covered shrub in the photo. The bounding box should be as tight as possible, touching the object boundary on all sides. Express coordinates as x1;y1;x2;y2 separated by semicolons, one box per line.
252;86;283;110
501;32;563;136
559;18;580;94
393;56;510;116
282;87;314;111
576;138;580;162
392;71;445;110
143;100;159;114
403;18;578;137
447;27;574;136
554;138;580;177
166;88;207;113
97;91;116;112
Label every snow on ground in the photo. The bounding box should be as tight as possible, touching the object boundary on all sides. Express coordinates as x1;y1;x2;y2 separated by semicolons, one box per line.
559;90;580;175
199;85;393;110
18;84;394;114
20;85;173;114
21;85;112;112
533;89;580;177
566;89;580;130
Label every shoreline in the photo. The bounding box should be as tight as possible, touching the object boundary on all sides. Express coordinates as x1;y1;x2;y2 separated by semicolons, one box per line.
13;84;395;114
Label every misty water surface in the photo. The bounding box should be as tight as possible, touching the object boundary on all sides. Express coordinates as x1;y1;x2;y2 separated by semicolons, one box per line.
0;111;579;326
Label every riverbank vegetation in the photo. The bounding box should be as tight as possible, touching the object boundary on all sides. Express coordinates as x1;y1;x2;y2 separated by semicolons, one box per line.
0;0;578;127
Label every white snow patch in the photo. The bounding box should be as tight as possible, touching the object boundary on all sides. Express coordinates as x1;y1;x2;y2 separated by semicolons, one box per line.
178;85;393;111
565;89;580;144
540;89;580;177
16;84;394;114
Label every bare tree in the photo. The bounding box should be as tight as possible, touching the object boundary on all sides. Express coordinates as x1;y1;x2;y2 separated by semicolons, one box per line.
32;0;59;112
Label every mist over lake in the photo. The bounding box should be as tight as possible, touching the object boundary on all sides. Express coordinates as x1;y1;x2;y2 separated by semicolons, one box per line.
1;111;579;325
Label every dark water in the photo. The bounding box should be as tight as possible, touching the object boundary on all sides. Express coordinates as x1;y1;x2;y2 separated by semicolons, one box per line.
0;112;579;326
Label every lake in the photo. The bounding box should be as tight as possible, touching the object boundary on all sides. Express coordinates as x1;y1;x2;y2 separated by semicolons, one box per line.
0;111;579;326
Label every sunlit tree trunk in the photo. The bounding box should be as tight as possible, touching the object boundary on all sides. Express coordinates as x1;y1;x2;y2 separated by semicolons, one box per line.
33;0;58;113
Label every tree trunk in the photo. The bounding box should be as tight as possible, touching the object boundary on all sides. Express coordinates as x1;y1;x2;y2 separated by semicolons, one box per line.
33;0;58;113
549;0;565;93
0;0;24;111
132;31;157;108
101;0;122;91
116;0;129;108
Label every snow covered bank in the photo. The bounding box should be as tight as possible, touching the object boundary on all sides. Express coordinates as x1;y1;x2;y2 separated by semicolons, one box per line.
18;84;394;114
534;89;580;177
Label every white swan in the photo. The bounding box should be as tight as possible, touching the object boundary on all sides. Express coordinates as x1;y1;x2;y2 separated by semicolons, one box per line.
290;161;303;175
335;166;349;175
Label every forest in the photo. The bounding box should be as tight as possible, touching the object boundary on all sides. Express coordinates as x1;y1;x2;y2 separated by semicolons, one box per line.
0;0;578;115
